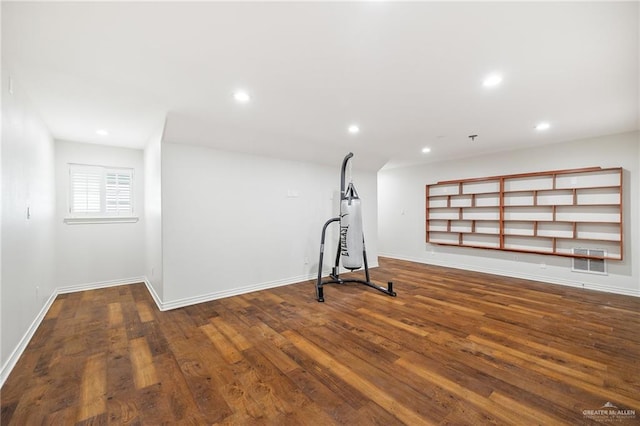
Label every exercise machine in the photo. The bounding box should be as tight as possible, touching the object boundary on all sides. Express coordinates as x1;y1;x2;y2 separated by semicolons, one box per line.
315;152;396;302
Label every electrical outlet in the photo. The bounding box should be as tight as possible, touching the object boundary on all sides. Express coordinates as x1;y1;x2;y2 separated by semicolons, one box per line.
304;257;309;265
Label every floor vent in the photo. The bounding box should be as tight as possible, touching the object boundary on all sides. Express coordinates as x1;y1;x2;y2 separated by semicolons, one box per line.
572;248;607;275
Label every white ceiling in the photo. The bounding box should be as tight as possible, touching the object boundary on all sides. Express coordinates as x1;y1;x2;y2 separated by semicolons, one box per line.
3;2;638;170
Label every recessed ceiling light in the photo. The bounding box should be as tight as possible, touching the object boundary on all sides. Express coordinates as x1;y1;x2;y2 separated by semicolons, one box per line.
421;147;431;154
535;122;551;131
96;129;109;136
482;73;503;87
348;124;360;134
234;90;251;103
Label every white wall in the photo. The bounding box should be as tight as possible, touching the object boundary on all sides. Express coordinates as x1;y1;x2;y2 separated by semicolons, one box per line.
144;126;163;301
0;2;4;380
161;143;378;306
1;73;56;373
379;132;640;296
54;140;145;289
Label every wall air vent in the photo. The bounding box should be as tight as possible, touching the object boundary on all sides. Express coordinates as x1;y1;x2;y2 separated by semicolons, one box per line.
572;248;607;275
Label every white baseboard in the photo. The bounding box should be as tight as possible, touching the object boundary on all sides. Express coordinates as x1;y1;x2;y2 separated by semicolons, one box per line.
379;252;640;298
0;276;146;388
0;290;58;387
143;277;164;311
57;276;146;294
1;265;383;387
144;261;379;311
149;273;319;311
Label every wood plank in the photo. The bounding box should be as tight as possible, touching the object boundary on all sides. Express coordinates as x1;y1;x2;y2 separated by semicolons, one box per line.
129;337;159;389
46;298;66;319
200;323;244;365
135;301;155;323
210;316;253;351
477;326;608;371
283;329;435;425
108;302;123;327
78;353;107;421
1;262;638;425
468;335;605;386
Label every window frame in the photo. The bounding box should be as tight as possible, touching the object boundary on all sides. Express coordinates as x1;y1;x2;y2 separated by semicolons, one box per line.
65;163;138;225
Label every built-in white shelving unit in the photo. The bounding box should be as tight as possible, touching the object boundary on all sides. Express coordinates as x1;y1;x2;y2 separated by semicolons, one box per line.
426;167;623;260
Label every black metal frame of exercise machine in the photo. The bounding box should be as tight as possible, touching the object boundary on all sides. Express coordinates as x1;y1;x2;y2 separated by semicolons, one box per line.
315;153;396;302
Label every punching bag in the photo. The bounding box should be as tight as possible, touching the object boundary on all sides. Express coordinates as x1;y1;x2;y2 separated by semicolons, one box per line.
340;182;363;270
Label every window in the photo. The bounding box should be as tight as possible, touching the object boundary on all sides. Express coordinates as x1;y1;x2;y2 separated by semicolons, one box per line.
67;164;137;223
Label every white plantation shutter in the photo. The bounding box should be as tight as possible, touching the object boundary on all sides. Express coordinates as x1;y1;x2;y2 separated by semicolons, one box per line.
71;169;102;214
106;171;132;214
69;164;133;216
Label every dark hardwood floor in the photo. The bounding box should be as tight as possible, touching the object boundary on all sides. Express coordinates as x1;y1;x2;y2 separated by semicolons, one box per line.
1;257;639;425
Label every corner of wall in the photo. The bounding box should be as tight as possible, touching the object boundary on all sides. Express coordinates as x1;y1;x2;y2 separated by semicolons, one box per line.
0;289;58;388
159;145;379;305
1;70;57;384
378;132;640;297
143;120;165;303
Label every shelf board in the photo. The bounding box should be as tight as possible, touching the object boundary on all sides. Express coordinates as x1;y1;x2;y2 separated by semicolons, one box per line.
427;241;622;260
426;166;623;260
